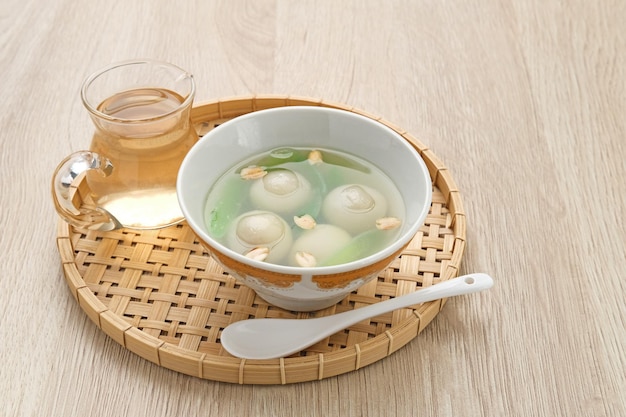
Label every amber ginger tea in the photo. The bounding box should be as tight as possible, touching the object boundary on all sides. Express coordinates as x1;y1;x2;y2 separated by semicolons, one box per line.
86;87;197;228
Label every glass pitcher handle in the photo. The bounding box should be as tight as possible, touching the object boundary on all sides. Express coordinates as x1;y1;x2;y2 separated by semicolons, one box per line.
51;151;123;231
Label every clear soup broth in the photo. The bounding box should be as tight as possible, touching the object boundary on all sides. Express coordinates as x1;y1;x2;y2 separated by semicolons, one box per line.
204;147;405;267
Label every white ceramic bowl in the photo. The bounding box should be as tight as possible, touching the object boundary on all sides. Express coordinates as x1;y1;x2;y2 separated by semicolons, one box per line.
177;106;432;311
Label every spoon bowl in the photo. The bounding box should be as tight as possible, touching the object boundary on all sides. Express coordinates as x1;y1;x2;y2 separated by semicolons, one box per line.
221;273;494;359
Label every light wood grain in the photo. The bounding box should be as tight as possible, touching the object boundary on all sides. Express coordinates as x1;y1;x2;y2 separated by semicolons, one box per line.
1;0;624;416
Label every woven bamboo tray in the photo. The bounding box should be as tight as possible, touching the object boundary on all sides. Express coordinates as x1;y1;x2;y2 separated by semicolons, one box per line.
56;95;466;385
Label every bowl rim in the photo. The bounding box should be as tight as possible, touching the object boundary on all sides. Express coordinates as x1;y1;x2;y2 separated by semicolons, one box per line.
177;106;433;276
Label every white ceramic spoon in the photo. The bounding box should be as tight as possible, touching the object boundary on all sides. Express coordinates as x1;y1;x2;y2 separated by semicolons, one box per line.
221;273;494;359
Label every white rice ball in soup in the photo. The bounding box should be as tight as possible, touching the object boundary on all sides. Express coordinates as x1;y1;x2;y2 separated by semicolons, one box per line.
321;184;388;235
288;224;352;267
249;169;313;216
226;210;293;264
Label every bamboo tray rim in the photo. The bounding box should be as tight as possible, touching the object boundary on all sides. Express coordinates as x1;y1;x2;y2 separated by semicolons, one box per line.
56;94;466;385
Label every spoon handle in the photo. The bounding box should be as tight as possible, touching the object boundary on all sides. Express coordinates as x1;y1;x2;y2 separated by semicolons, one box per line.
220;273;494;359
323;273;494;335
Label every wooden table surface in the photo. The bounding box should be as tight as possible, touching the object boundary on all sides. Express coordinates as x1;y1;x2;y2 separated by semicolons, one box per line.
2;1;624;416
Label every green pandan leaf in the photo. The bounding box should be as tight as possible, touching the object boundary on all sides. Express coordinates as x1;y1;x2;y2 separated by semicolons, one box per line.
236;148;371;174
237;148;310;172
293;162;326;219
321;228;389;266
321;149;370;173
204;175;248;238
310;149;372;192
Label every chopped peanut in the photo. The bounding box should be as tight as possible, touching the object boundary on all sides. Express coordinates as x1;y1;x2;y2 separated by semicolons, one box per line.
376;217;401;230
